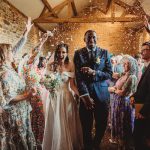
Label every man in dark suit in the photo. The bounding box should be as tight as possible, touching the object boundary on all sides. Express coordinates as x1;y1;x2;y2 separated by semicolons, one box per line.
131;42;150;150
74;30;112;150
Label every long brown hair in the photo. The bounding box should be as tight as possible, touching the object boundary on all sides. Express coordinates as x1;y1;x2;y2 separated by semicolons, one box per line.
0;43;12;67
54;43;69;64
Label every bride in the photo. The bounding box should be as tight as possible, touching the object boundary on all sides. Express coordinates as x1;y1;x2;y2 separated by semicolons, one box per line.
42;43;83;150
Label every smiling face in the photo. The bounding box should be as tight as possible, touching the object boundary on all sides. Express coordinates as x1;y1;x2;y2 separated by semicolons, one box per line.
84;31;97;49
57;46;68;63
123;60;130;73
141;45;150;61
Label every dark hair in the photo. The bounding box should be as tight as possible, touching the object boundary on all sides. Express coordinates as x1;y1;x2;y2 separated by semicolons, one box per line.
142;41;150;47
54;43;69;64
38;56;46;68
84;30;96;37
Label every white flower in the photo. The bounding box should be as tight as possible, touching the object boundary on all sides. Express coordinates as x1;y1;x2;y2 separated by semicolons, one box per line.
50;74;56;80
47;30;54;37
96;57;101;64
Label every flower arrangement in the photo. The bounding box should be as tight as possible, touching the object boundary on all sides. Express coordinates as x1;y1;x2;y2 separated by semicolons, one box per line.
95;57;101;64
26;68;41;84
43;73;61;92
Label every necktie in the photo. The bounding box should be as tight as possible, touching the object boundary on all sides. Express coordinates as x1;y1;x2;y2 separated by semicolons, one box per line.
89;50;95;61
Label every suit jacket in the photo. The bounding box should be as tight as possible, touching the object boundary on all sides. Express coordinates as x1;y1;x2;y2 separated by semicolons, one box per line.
134;63;150;117
74;47;112;102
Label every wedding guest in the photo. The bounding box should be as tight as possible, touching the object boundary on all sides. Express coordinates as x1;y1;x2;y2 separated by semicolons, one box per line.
108;55;138;149
131;42;150;150
23;33;49;149
0;18;36;149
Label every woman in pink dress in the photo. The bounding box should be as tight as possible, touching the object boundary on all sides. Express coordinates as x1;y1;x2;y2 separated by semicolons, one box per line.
109;55;138;149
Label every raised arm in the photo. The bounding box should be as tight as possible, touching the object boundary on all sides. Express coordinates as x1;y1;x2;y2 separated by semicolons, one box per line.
12;17;33;55
27;33;49;65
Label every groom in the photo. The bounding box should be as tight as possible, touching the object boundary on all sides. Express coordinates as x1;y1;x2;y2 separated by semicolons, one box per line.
74;30;112;150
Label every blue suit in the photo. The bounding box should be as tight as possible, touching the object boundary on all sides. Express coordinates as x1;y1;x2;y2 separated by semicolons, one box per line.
74;47;112;149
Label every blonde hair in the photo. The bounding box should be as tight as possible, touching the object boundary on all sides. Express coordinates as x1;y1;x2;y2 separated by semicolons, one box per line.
0;43;12;67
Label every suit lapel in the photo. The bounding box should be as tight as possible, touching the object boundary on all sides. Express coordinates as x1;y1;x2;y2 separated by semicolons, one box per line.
137;63;150;89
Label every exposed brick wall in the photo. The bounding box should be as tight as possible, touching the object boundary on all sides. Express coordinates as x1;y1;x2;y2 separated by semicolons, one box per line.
47;6;149;57
0;0;50;60
49;22;139;58
135;29;150;53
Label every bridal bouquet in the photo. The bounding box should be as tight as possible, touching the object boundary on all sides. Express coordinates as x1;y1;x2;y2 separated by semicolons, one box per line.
43;73;61;92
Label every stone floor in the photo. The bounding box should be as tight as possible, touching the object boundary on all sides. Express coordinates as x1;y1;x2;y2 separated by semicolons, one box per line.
100;127;118;150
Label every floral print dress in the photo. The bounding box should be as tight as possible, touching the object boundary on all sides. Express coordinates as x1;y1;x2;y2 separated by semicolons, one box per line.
111;74;137;142
24;64;45;148
0;64;36;150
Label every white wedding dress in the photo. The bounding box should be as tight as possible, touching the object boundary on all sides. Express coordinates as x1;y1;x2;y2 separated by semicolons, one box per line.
42;71;83;150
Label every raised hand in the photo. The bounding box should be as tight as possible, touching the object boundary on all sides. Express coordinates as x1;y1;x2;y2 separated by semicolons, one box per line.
40;33;49;43
47;30;54;37
26;17;33;32
23;17;33;37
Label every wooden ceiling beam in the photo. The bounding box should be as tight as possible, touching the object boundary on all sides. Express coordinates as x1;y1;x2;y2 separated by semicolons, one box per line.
34;23;46;32
114;0;146;18
34;17;141;23
106;0;112;14
41;0;58;17
52;0;69;14
120;10;128;17
70;0;77;16
39;6;47;17
34;0;70;22
68;1;72;17
111;0;115;23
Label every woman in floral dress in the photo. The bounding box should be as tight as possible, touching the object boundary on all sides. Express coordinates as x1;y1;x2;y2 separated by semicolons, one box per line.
23;33;50;149
37;56;50;114
0;18;36;150
108;55;138;149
